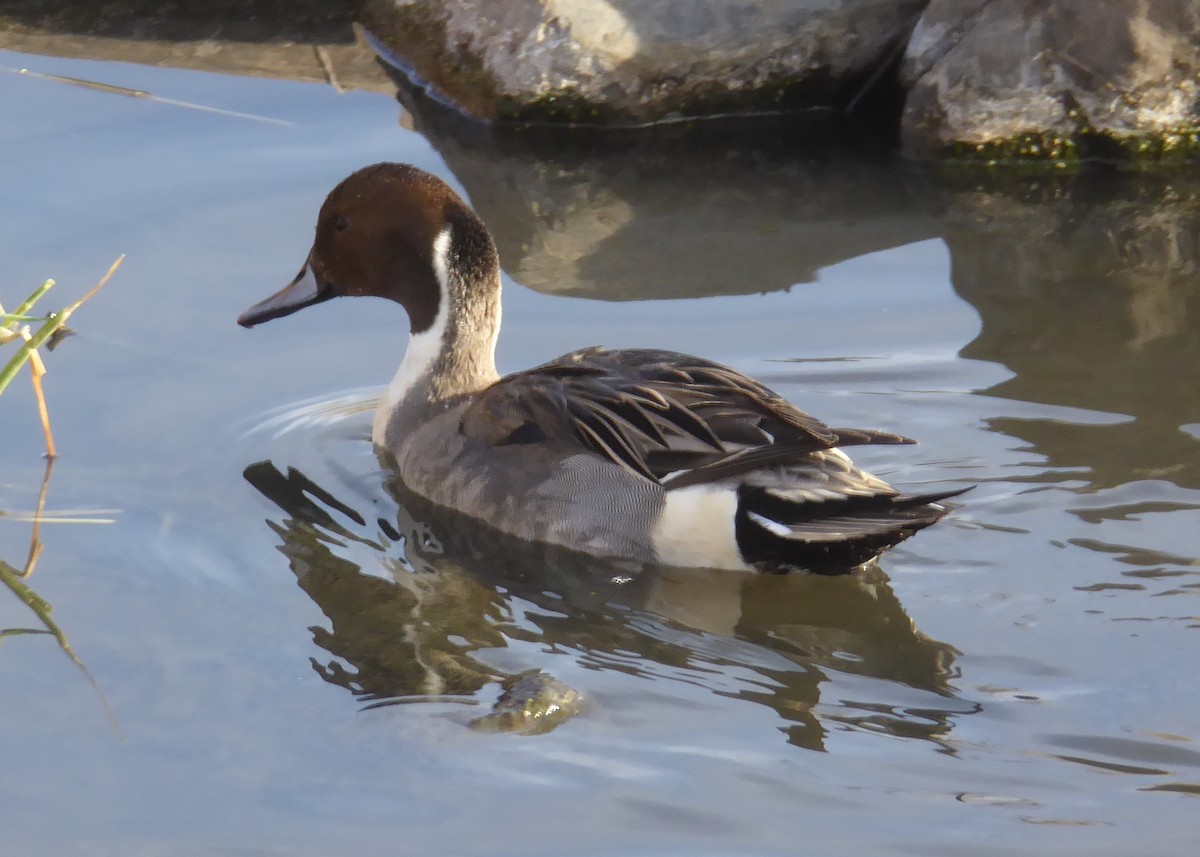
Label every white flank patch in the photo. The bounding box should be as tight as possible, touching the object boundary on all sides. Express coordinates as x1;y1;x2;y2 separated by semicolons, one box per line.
372;226;453;443
651;485;748;571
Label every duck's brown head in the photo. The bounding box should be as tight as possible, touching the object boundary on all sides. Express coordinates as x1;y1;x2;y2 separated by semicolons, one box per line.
237;163;496;335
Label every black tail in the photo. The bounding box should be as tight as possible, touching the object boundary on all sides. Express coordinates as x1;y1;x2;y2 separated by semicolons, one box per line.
734;486;969;574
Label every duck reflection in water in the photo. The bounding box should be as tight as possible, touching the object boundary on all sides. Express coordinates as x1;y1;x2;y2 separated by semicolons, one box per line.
244;459;973;749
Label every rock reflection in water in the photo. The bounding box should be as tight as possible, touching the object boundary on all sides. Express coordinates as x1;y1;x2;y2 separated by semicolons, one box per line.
936;173;1200;493
244;460;965;750
386;82;936;301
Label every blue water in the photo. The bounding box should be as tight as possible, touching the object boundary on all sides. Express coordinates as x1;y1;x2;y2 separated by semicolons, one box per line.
1;48;1198;856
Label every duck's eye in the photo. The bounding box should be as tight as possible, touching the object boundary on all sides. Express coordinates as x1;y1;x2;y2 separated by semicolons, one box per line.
334;216;349;232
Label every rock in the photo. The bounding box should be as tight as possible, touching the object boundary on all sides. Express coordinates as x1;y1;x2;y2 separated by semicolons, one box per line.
357;0;926;124
902;0;1200;163
469;671;585;734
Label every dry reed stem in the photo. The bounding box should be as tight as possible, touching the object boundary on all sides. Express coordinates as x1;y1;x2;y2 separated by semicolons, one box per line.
18;327;56;457
70;255;124;313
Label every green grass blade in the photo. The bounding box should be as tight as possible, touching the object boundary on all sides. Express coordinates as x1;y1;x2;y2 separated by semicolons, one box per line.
3;279;54;332
0;312;69;395
0;628;54;640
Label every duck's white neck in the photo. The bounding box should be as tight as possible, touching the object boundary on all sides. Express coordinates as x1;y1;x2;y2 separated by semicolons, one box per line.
372;226;501;445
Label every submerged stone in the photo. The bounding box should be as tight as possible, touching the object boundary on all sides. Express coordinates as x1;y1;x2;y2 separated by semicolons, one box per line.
470;671;584;734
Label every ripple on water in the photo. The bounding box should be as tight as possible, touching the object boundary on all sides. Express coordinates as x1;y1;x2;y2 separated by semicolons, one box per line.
240;388;380;440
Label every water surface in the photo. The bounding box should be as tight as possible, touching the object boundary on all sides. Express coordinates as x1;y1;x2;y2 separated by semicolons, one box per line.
1;49;1197;856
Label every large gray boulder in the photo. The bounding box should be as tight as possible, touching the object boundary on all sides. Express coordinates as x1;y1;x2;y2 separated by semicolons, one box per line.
902;0;1200;162
358;0;926;123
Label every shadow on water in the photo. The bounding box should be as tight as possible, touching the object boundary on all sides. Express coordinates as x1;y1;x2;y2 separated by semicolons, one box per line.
243;460;968;751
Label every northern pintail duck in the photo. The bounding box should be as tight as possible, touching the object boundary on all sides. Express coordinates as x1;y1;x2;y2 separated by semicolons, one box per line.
239;163;963;574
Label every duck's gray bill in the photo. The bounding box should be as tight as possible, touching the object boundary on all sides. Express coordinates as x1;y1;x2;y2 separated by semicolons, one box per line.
238;264;329;328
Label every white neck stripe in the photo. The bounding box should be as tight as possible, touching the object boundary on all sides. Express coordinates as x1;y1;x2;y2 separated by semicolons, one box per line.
431;224;453;297
372;226;452;441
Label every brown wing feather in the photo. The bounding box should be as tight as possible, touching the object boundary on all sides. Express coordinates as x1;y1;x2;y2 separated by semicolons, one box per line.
460;347;907;487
